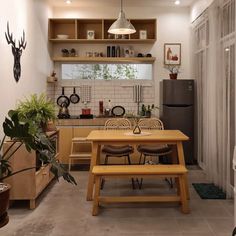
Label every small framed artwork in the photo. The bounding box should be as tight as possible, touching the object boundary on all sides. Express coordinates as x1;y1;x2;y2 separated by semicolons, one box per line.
164;43;181;65
139;30;147;39
87;30;95;40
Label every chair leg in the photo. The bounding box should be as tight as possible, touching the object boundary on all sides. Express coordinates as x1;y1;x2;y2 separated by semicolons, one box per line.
143;154;147;164
139;153;143;164
137;154;147;189
126;155;136;189
165;178;174;188
127;155;131;165
104;155;108;165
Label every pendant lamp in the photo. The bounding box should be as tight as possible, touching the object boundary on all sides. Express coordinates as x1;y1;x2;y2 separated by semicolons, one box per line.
108;0;136;35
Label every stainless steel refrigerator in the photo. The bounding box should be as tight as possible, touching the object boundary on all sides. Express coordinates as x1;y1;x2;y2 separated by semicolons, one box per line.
160;79;194;164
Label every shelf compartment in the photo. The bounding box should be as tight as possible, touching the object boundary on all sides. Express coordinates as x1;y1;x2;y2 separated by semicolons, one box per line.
52;56;156;63
49;19;76;39
77;19;103;39
103;19;130;40
130;19;157;40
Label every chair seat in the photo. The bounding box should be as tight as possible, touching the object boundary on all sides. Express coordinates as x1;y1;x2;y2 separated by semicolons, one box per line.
137;145;172;156
102;145;134;156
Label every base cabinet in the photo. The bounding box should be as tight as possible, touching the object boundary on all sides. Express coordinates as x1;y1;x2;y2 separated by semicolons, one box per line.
3;140;57;209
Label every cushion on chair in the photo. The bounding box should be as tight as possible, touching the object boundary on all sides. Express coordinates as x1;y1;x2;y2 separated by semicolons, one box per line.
137;145;172;156
102;145;134;156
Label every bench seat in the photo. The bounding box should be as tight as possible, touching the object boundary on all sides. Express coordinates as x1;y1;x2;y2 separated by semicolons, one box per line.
92;165;190;216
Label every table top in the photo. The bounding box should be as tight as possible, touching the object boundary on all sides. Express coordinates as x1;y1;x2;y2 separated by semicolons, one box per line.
86;130;189;142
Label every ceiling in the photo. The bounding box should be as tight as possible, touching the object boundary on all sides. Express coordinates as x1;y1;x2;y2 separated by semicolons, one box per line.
49;0;196;8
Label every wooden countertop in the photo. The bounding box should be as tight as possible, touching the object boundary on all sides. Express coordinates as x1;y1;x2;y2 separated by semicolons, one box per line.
56;118;109;126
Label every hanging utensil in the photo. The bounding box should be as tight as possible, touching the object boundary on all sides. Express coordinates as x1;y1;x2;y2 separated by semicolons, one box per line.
57;87;70;107
133;85;143;115
70;87;80;104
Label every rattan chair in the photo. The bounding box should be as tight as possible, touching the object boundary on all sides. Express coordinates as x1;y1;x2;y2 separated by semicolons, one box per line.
137;118;172;188
101;118;135;189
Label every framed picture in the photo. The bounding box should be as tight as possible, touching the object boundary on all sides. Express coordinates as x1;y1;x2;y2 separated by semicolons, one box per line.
164;43;181;65
139;30;147;39
87;30;95;40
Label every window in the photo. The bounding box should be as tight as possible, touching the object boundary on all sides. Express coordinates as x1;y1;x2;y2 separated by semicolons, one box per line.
61;64;152;80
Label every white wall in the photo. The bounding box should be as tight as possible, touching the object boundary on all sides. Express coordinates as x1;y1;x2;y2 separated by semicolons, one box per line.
52;5;192;115
190;0;214;22
0;0;53;138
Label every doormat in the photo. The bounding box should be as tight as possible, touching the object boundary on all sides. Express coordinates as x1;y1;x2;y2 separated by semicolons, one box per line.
192;183;226;199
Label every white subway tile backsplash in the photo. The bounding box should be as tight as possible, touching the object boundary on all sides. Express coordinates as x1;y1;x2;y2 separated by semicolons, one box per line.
48;80;155;116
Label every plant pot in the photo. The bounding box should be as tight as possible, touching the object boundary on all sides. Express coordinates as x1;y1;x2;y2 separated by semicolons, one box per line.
145;110;151;118
169;73;178;80
0;183;11;228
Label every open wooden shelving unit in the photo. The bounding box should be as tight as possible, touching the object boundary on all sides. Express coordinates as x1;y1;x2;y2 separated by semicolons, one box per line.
48;18;157;44
52;56;156;63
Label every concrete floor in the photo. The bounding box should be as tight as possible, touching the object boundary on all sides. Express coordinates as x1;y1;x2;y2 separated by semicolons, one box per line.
0;169;234;236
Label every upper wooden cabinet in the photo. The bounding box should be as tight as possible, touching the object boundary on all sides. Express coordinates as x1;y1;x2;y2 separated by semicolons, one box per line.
48;18;156;44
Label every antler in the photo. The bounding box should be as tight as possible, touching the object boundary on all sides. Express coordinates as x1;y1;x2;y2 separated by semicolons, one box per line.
19;30;27;50
5;22;16;47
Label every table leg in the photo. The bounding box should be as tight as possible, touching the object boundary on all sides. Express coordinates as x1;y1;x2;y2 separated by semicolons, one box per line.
87;142;100;201
170;144;178;164
176;142;190;199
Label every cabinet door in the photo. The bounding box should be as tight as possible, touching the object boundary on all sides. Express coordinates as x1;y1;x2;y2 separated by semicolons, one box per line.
3;142;36;199
58;127;73;164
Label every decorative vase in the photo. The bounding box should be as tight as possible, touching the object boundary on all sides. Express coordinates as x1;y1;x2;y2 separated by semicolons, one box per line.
133;118;141;134
169;73;178;80
0;183;10;228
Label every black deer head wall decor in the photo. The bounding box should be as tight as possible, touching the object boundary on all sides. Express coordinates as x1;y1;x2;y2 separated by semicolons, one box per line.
5;22;27;82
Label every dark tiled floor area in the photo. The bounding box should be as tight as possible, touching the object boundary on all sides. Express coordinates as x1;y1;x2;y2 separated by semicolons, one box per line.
0;169;234;236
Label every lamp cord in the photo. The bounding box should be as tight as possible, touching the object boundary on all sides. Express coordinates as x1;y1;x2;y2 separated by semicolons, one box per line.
121;0;123;12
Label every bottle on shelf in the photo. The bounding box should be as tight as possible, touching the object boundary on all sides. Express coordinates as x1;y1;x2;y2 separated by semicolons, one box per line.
99;101;104;116
107;46;111;57
116;46;121;57
104;99;112;116
112;46;116;57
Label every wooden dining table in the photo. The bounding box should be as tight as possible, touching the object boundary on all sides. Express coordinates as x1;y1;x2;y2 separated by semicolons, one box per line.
86;129;189;201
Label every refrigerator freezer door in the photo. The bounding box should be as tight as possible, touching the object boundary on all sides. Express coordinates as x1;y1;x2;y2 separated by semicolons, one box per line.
162;80;194;105
161;105;194;164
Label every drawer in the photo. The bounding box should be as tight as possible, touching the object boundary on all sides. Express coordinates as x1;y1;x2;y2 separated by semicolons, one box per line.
35;165;50;196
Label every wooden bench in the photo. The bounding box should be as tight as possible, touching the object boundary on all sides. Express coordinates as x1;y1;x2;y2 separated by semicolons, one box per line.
92;165;189;216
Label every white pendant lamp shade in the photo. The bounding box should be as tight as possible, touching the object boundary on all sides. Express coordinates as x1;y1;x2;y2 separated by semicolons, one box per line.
108;0;136;35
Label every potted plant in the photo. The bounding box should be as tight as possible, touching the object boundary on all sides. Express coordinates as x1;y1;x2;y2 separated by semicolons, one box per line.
0;110;76;228
16;93;56;135
165;65;180;80
141;104;159;117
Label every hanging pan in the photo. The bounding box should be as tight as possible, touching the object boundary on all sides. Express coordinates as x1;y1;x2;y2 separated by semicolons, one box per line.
57;87;70;107
70;87;80;104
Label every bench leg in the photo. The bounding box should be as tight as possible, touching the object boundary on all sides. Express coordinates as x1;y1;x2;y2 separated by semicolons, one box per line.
184;174;190;200
179;175;190;214
92;176;101;216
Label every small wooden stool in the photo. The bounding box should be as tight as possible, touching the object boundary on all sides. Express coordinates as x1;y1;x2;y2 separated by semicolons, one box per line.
69;137;92;172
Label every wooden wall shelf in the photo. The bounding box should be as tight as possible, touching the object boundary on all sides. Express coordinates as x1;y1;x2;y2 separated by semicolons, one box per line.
48;18;157;44
49;39;156;44
52;57;156;63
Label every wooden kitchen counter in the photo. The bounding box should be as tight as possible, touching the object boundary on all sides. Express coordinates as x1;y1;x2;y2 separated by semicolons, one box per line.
56;117;109;127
